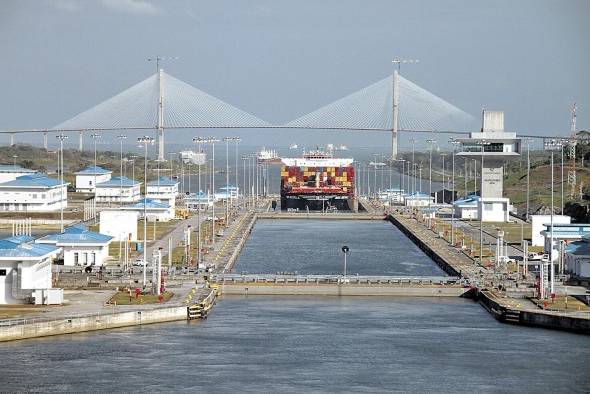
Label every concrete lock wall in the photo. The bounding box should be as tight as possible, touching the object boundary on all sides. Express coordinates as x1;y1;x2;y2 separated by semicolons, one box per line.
0;306;188;342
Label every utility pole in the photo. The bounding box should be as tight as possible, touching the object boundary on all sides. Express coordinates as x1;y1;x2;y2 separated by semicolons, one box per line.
525;138;533;221
137;136;154;288
117;135;127;206
568;102;577;198
56;134;68;233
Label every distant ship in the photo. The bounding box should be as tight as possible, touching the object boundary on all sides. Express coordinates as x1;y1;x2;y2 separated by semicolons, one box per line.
257;148;281;164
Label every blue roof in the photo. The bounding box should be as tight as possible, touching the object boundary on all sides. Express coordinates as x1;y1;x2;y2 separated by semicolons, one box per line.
75;165;112;175
454;195;479;206
0;236;58;258
124;198;170;209
0;173;66;188
148;177;178;186
0;164;36;173
219;185;238;190
566;240;590;255
97;176;140;187
37;225;113;244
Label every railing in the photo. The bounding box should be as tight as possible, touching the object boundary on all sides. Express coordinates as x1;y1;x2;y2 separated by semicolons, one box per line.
210;273;465;286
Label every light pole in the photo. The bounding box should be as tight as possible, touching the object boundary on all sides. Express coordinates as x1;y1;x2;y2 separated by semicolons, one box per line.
440;153;447;204
477;140;490;266
194;137;219;244
426;139;436;228
90;133;100;197
544;139;562;298
409;138;417;196
463;157;468;198
341;245;349;281
117;135;127;206
137;136;154;288
192;139;203;267
12;155;17;167
55;134;68;233
450;140;461;245
525;138;533;221
223;137;241;222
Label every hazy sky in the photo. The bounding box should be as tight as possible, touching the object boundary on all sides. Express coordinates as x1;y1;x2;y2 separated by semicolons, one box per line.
0;0;588;150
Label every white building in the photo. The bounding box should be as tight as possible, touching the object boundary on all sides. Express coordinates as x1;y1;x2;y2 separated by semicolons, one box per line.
121;198;175;222
100;210;139;242
95;176;141;203
456;111;521;223
36;225;113;267
186;191;214;209
146;177;179;208
540;223;590;262
0;164;36;183
453;195;479;219
0;173;68;212
531;215;571;246
0;235;62;305
378;189;404;205
404;192;434;207
565;240;590;278
74;165;112;193
217;186;239;201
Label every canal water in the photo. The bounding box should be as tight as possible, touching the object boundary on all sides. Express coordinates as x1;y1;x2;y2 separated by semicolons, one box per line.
234;219;447;276
0;296;588;393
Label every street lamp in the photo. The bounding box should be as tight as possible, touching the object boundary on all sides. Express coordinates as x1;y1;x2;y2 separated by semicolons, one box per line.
223;137;241;224
90;133;100;197
194;137;220;244
117;135;127;206
426;138;437;228
137;136;154;288
55;134;68;233
525;137;534;221
440;153;448;204
476;140;490;267
544;138;562;299
341;245;350;281
450;139;461;245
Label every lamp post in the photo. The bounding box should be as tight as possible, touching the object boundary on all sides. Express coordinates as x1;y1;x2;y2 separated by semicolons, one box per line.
55;134;68;233
194;137;219;244
117;135;127;206
12;155;17;167
440;153;447;204
477;140;490;266
223;137;241;222
90;133;100;196
137;136;154;288
426;139;436;228
409;138;417;196
544;138;562;298
450;139;461;245
525;138;533;221
463;157;468;198
341;245;349;281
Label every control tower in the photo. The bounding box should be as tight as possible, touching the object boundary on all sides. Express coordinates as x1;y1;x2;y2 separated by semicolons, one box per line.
456;111;521;222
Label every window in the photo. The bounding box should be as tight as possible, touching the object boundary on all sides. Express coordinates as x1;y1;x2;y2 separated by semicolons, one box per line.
83;252;88;264
0;269;6;276
32;194;37;199
74;252;79;264
484;203;494;211
91;252;96;264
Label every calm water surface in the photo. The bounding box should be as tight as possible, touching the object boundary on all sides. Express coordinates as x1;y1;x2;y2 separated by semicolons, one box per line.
235;219;446;276
0;296;588;393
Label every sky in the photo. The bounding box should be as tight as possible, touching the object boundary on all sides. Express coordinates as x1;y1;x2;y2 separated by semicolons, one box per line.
0;0;588;151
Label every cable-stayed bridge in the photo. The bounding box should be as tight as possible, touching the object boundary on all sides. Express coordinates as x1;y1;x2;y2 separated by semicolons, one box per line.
2;70;483;159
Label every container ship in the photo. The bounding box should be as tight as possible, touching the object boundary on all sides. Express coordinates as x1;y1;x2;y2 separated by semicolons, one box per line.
280;150;357;211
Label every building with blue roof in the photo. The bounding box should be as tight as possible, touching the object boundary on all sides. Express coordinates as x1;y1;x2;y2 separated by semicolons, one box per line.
120;198;174;222
0;235;62;305
565;239;590;278
0;173;68;212
0;164;37;184
146;176;179;208
36;225;114;267
453;194;479;220
185;191;214;209
75;165;112;193
95;176;141;203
